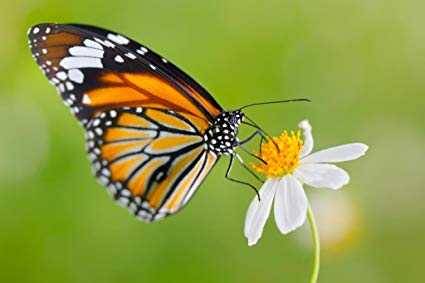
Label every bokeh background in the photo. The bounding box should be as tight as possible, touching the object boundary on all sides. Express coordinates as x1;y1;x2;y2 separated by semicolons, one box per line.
1;0;424;282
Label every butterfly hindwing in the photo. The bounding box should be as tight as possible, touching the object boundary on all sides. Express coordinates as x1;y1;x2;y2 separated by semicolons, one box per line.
86;107;218;221
28;23;222;125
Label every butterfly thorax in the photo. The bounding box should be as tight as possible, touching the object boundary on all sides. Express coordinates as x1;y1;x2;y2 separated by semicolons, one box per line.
204;110;243;155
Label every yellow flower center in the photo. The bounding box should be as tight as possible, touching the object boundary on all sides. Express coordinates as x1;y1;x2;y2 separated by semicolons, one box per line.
252;131;303;177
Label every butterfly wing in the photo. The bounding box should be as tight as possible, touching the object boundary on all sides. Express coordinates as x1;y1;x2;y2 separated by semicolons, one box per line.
87;107;218;221
28;23;222;126
28;23;222;221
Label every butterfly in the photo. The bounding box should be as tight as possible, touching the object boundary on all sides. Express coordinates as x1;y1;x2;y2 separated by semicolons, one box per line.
28;23;305;222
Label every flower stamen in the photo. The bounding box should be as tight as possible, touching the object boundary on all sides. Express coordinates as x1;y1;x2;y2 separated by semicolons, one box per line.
252;130;303;177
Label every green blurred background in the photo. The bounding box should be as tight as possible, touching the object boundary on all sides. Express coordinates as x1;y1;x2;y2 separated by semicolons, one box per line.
1;0;424;282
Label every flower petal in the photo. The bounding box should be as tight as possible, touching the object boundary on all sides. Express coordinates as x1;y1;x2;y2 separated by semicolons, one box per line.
301;143;368;164
244;179;278;246
298;120;313;157
274;175;308;234
294;163;350;190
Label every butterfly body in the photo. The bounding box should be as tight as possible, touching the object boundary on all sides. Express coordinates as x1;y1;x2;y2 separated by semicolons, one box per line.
28;23;249;222
203;110;243;155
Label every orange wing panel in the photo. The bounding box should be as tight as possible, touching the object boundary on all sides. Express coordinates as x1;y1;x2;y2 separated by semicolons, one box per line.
164;151;217;212
146;146;204;208
109;155;148;181
38;32;81;47
127;157;169;196
87;87;148;107
83;72;212;129
104;128;155;142
145;109;194;132
148;134;202;154
116;112;155;129
186;86;222;118
164;154;204;210
101;140;149;161
124;73;206;118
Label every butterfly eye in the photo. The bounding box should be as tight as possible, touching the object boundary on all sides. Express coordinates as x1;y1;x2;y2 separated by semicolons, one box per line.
230;115;239;125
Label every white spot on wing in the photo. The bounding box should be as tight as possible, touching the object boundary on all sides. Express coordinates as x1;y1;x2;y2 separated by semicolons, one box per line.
60;57;103;69
84;39;103;50
114;55;124;63
33;27;40;34
68;69;84;83
82;94;91;104
56;71;67;81
125;52;136;59
94;38;116;48
65;82;74;91
95;128;103;135
107;33;130;45
51;78;59;85
69;46;104;58
137;47;148;55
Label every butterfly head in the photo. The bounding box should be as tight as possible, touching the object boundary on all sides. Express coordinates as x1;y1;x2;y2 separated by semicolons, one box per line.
204;110;244;155
228;110;244;126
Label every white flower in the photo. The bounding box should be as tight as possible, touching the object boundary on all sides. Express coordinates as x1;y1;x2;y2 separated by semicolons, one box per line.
244;120;368;246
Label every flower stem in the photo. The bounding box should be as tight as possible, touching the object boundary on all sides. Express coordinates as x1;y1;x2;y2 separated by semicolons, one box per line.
307;204;320;283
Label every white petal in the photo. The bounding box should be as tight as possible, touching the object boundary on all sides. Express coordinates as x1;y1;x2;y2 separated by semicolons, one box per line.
274;175;308;234
294;163;350;190
298;120;313;157
244;179;278;246
301;143;368;164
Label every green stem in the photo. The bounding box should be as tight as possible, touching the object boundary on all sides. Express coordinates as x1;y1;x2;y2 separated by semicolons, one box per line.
307;204;320;283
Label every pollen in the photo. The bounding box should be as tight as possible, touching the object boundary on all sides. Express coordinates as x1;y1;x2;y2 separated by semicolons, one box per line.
252;131;303;177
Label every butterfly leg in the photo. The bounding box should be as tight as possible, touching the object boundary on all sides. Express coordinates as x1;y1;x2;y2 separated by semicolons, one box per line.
238;130;266;146
234;153;264;183
225;154;261;201
237;130;267;164
239;124;268;154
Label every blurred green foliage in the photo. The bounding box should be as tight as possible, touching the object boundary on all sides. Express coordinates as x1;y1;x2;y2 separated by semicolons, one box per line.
1;0;424;282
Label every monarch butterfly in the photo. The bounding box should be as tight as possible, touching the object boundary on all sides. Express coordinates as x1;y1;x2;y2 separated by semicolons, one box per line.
28;23;307;222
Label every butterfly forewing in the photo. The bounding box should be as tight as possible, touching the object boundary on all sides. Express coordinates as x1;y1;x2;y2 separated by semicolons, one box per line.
69;23;223;119
28;23;222;125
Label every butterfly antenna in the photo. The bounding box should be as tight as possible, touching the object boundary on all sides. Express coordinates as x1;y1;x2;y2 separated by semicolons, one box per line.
239;98;311;111
235;154;263;201
226;154;261;201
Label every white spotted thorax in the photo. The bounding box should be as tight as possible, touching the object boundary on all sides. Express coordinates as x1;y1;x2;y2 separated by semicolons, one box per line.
204;110;243;155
